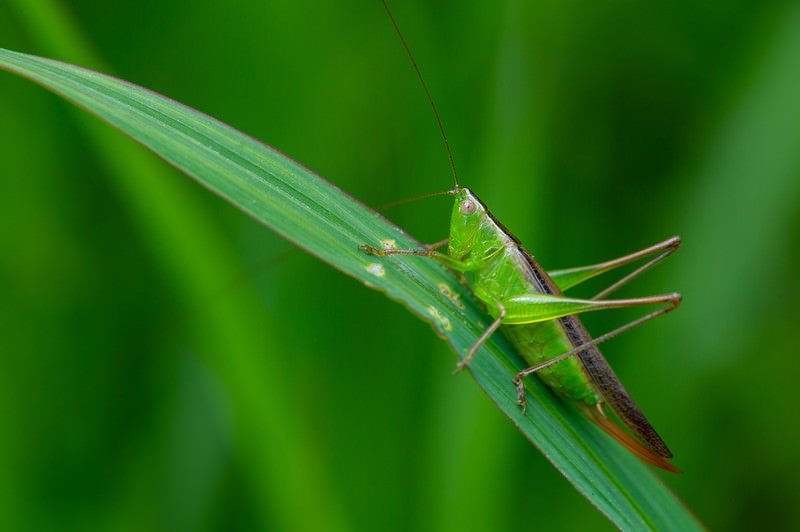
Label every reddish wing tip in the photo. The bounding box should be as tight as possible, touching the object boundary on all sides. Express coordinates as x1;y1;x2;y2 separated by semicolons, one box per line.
587;406;682;474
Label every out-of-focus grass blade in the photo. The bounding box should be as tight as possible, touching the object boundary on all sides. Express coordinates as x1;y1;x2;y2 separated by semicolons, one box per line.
0;48;702;530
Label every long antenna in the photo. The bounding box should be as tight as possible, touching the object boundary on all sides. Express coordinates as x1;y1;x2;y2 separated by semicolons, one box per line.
381;0;460;188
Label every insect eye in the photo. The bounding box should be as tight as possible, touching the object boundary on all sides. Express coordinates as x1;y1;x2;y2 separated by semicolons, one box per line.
460;199;476;215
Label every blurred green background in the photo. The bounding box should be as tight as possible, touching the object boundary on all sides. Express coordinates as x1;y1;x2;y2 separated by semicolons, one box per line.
2;0;799;530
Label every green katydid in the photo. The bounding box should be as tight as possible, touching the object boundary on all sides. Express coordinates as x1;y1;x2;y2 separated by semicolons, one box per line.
363;1;683;473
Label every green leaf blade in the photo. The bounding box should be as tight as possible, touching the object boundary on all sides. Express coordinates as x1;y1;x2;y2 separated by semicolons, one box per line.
0;47;702;530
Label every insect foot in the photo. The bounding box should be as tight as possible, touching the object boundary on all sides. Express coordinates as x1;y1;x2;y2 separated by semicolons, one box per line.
359;244;380;255
452;358;470;375
512;374;529;415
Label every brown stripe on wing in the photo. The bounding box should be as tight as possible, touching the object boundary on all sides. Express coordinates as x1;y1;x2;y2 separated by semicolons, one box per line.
489;215;677;469
561;313;674;459
515;240;675;463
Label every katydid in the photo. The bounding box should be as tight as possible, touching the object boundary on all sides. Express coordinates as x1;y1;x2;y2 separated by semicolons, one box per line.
363;1;683;473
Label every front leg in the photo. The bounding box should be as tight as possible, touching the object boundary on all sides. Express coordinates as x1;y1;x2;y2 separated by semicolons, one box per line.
361;242;491;372
360;243;476;272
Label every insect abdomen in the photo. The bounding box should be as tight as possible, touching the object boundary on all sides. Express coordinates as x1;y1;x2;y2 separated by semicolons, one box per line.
503;321;601;407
